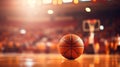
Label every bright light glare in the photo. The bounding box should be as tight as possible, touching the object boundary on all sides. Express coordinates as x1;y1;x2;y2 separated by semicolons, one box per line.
58;0;62;4
25;58;34;67
80;0;91;1
43;0;52;4
63;0;73;3
100;25;104;30
89;32;94;44
93;0;96;2
85;7;91;12
74;0;79;4
118;37;120;45
20;29;26;34
48;10;54;14
27;0;36;8
53;0;57;5
46;42;52;47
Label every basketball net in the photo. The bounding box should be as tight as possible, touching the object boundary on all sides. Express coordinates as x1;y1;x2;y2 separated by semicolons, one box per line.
83;19;100;44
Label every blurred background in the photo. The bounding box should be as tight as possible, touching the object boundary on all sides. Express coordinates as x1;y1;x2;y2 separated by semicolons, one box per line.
0;0;120;54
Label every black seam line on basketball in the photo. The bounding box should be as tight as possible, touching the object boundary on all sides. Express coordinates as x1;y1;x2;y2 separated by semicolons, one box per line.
63;34;78;45
70;34;72;59
64;39;80;46
73;49;80;56
63;36;72;44
63;48;70;56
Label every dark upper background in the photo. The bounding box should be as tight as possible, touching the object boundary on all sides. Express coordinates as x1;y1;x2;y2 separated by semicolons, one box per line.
0;0;120;21
0;0;120;36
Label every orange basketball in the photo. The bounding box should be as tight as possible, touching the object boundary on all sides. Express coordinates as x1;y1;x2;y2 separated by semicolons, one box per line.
58;34;84;60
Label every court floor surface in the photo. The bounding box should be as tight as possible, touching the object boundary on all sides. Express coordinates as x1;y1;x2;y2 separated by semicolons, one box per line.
0;53;120;67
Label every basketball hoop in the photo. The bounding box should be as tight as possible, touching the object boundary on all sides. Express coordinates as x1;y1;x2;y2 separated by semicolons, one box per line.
83;19;100;32
82;19;101;45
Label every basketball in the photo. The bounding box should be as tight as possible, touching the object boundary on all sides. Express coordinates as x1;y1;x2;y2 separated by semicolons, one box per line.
58;34;84;60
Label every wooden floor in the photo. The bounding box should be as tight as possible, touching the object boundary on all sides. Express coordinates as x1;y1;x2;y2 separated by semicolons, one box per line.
0;53;120;67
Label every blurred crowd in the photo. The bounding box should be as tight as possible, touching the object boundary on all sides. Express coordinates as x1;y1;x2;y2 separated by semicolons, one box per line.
0;18;120;54
0;20;78;53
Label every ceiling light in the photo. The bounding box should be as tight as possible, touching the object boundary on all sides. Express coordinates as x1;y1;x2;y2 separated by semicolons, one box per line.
63;0;73;3
85;7;91;12
100;25;104;30
80;0;91;1
20;29;26;34
43;0;52;4
48;10;54;14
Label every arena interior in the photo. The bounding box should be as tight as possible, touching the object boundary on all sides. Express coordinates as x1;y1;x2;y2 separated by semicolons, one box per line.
0;0;120;67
